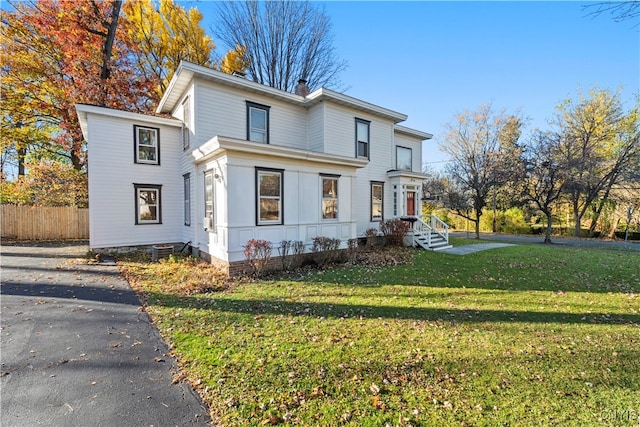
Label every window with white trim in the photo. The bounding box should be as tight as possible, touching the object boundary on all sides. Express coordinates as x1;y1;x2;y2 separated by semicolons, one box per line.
134;184;161;224
204;170;214;230
396;146;412;171
134;125;159;164
356;118;370;159
371;182;384;222
183;173;191;226
256;168;283;225
247;101;270;143
182;97;191;150
321;175;339;220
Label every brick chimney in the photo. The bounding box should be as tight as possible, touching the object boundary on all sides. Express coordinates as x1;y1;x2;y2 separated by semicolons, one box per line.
294;78;310;97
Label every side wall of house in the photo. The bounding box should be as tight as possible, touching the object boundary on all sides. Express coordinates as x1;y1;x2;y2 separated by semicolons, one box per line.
87;114;183;249
170;83;199;246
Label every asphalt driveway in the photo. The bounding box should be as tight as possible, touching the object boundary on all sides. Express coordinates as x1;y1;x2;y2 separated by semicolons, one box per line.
0;241;211;426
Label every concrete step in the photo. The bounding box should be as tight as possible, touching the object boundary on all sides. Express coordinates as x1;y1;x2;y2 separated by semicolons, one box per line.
431;244;454;251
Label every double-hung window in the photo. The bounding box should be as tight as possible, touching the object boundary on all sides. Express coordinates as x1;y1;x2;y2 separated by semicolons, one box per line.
355;118;370;159
183;173;191;226
247;101;270;143
396;146;412;171
204;170;214;230
182;97;191;150
321;175;339;220
371;182;384;222
256;168;283;225
134;125;159;165
134;184;162;224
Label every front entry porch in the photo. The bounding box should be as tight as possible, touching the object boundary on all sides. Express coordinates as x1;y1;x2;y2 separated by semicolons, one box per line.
403;214;453;251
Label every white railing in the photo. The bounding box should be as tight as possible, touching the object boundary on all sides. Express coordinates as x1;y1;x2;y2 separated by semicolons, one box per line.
422;214;449;243
413;216;434;247
398;214;449;249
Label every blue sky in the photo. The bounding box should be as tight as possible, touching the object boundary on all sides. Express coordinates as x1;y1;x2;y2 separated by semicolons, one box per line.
194;1;639;171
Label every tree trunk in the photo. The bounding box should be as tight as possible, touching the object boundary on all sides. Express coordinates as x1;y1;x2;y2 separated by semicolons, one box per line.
70;148;83;171
573;200;581;237
543;209;553;243
608;217;621;239
474;210;481;239
17;147;26;176
100;0;121;82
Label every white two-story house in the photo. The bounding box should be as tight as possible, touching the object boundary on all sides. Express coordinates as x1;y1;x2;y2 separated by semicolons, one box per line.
76;61;444;272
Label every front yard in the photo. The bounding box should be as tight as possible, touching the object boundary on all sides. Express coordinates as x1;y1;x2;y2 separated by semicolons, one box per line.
119;241;639;426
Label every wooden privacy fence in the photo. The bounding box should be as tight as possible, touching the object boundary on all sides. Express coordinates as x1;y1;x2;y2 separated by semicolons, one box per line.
1;205;89;240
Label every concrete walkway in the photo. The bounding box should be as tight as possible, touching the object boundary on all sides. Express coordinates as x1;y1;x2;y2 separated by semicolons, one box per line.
450;231;640;250
438;242;515;255
1;241;211;426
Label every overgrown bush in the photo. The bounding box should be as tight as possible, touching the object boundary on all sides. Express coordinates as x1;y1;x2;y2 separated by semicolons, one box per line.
243;239;272;277
380;218;411;246
346;238;358;262
311;236;341;267
364;228;378;248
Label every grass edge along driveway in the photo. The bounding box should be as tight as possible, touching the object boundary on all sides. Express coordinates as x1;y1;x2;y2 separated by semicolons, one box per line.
120;242;640;426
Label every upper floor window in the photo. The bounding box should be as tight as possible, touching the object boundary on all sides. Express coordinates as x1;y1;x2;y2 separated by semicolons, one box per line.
355;118;370;159
256;168;283;225
371;182;384;222
247;101;270;143
396;146;412;171
134;125;160;165
134;184;162;224
321;175;339;220
182;97;191;150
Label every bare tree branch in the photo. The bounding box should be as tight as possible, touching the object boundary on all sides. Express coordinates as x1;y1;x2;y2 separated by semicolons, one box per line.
214;0;347;92
583;1;640;25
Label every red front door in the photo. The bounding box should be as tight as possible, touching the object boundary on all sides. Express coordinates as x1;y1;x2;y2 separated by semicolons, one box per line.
406;191;415;216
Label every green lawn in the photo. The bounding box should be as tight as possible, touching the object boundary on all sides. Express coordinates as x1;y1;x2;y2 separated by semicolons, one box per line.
120;242;640;426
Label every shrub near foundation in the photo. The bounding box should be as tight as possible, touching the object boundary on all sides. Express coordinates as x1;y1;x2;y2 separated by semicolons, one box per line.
243;239;272;277
380;218;412;246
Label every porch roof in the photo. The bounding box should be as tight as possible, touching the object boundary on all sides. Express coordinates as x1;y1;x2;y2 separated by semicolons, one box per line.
192;135;370;169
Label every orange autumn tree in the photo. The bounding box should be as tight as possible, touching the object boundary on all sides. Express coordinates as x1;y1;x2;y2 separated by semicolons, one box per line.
1;0;156;174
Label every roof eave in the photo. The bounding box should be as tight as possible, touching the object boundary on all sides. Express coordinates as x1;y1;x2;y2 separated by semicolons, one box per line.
305;88;408;123
76;103;182;140
394;125;433;140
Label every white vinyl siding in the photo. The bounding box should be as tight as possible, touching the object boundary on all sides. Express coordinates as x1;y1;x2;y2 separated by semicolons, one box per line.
85;113;182;248
196;82;307;150
307;103;325;152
